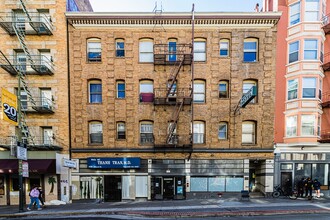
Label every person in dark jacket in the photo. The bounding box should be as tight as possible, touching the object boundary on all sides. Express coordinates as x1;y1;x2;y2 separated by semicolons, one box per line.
297;178;305;198
314;179;321;198
305;177;313;199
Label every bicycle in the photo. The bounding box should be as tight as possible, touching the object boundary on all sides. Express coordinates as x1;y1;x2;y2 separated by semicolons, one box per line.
272;184;298;200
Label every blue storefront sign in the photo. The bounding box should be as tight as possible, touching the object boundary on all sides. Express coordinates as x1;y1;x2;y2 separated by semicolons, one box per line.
87;157;140;169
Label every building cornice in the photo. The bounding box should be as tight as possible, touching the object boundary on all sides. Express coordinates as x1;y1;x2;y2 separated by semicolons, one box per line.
66;12;281;28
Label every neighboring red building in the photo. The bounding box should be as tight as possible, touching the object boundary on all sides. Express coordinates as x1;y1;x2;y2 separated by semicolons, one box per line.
264;0;330;192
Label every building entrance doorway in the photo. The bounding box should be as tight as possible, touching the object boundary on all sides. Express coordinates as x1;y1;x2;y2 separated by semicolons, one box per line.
151;176;185;200
104;176;121;202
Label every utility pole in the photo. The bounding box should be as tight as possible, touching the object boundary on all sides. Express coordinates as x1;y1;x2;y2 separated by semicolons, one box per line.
17;72;24;212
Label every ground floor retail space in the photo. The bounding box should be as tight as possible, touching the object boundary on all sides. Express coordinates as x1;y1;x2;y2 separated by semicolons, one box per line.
71;157;274;201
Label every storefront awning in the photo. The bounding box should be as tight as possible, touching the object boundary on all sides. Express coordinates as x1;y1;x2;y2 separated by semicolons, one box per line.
0;159;56;174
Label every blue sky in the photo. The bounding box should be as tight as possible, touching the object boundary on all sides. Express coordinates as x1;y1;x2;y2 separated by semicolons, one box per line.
89;0;263;12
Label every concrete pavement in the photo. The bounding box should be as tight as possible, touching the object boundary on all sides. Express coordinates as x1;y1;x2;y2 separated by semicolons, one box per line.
1;193;330;219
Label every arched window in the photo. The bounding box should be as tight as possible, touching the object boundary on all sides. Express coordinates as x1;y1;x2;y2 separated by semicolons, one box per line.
243;80;257;104
194;38;206;61
139;38;153;62
243;38;258;62
219;80;229;98
220;39;230;57
242;121;256;144
115;38;125;57
88;79;102;103
193;121;205;144
89;121;103;144
140;121;154;144
193;80;205;103
116;80;125;99
139;80;154;102
87;38;101;62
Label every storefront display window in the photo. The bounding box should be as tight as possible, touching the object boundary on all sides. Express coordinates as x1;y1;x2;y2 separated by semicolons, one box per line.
190;176;243;192
80;176;103;199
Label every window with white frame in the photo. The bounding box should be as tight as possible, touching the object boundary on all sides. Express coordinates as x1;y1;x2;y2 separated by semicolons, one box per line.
140;121;154;144
87;38;101;62
193;121;205;144
219;80;229;98
289;41;299;63
301;115;315;136
40;88;52;109
289;2;301;25
43;127;53;145
117;122;126;140
220;39;229;57
194;39;206;61
193;80;205;103
304;39;318;60
89;121;103;144
305;0;319;21
286;116;297;137
167;121;177;144
317;115;321;137
15;51;27;72
218;122;228;140
243;80;257;103
115;39;125;57
302;78;316;98
139;39;153;62
288;79;298;100
116;80;125;99
139;80;154;102
242;121;256;144
319;79;322;99
243;38;258;62
20;90;28;110
89;80;102;103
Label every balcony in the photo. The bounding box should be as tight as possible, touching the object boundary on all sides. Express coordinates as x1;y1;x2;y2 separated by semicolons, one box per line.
153;44;192;65
154;134;192;150
0;136;62;150
154;88;192;105
22;97;55;113
0;55;54;75
321;91;330;108
319;130;330;143
322;14;330;35
0;12;53;35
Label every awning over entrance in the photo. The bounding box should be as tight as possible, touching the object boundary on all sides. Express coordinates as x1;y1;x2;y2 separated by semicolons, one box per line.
0;159;56;174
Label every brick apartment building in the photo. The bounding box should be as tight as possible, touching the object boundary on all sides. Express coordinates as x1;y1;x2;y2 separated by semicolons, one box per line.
66;10;281;201
0;0;92;205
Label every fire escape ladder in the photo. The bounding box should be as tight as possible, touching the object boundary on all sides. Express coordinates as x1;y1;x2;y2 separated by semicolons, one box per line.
166;101;184;144
166;59;184;98
18;0;38;33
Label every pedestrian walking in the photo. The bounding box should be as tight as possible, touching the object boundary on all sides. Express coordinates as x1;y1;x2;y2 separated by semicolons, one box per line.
27;185;42;211
305;177;313;199
297;178;305;198
33;186;45;208
313;179;321;198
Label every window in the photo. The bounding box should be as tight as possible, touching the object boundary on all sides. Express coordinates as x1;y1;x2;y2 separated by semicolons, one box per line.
40;88;52;109
140;121;154;144
89;121;103;144
89;80;102;103
242;121;256;144
117;80;125;99
193;80;205;103
194;38;206;61
193;121;205;144
15;51;26;72
287;79;298;100
167;80;177;97
286;116;297;137
139;80;154;102
20;90;28;110
218;122;228;140
87;38;101;62
168;39;177;61
167;121;178;144
243;80;257;103
115;39;125;57
43;127;53;145
317;115;321;137
304;39;318;60
289;2;300;25
319;79;322;99
243;38;258;62
305;0;319;21
220;39;229;57
117;122;126;140
301;115;315;136
139;39;153;62
302;78;316;98
219;80;229;98
14;11;25;30
289;41;299;63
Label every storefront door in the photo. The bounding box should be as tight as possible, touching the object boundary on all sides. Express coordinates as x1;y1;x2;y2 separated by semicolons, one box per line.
163;177;174;199
104;176;121;202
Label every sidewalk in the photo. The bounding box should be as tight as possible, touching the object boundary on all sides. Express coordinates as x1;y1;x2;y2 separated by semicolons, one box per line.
1;194;330;219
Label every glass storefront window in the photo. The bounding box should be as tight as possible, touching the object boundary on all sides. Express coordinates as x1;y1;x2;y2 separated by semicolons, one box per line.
79;176;103;199
190;176;243;192
208;177;225;192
